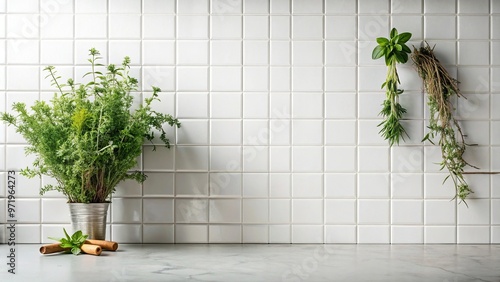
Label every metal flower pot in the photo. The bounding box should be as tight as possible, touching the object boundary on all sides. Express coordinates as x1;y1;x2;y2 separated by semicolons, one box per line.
69;203;110;240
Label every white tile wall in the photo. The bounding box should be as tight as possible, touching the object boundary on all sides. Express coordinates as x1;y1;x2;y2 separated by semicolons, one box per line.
1;0;499;244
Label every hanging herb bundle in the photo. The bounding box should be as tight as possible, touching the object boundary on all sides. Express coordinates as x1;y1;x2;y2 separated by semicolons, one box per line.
372;28;412;146
411;43;477;203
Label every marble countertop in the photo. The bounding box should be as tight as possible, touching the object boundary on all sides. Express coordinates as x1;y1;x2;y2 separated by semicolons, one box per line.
0;244;499;281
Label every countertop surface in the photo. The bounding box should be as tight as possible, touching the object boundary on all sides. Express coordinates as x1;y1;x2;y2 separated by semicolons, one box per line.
1;244;499;281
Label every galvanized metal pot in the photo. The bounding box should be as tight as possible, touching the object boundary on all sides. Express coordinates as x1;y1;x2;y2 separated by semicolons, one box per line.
69;203;110;240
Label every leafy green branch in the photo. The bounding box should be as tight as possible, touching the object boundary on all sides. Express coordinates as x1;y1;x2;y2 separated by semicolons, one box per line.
372;28;412;146
49;229;88;255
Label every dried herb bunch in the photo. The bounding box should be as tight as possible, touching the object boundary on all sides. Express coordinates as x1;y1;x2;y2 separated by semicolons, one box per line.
411;43;477;202
372;28;412;146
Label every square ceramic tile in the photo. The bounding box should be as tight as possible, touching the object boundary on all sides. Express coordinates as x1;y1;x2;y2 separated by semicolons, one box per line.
425;15;456;39
292;146;323;172
243;67;269;91
243;173;269;197
210;173;241;196
243;199;269;223
175;199;208;223
244;41;269;65
326;41;357;66
143;66;175;91
270;41;290;65
358;147;389;172
75;0;108;13
358;173;390;198
177;93;208;118
211;15;242;39
211;41;242;65
392;174;423;199
171;145;208;170
292;0;323;13
143;146;174;171
459;41;489;65
175;173;209;196
176;41;209;65
143;199;174;223
271;67;291;91
358;226;390;244
292;16;323;39
292;120;323;145
358;200;390;224
271;16;290;39
392;200;423;224
325;67;356;91
292;41;323;66
16;224;41;244
41;199;71;223
325;225;357;243
292;173;323;198
392;146;424;173
325;93;356;119
458;0;489;14
40;40;73;65
211;93;242;118
325;16;356;40
143;224;174;243
391;16;423;40
292;67;323;91
270;173;291;197
425;226;456;244
209;225;241;243
243;225;269;243
16;199;40;223
270;199;290;223
391;226;424;244
244;0;269;13
458;226;490;244
41;14;73;38
211;67;242;91
325;200;356;224
243;146;269;172
210;146;242;171
109;15;141;39
143;173;174;196
358;16;389;41
292;225;323;243
424;0;455;13
109;0;141;13
325;173;356;198
292;199;323;224
175;225;208;243
270;119;291;145
458;199;490;225
271;0;290;14
143;15;176;39
177;16;209;39
7;66;39;90
292;92;323;118
112;198;142;223
244;16;269;39
210;199;241;223
176;120;209;145
211;120;242;145
178;0;209;14
212;0;242;14
270;146;291;172
425;200;456;225
392;0;422;13
7;0;39;12
325;120;356;145
177;67;209;91
270;225;291;243
243;93;269;118
325;146;356;172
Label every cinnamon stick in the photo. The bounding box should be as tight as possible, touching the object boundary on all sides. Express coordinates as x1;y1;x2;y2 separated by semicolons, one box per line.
81;244;102;256
39;243;69;254
85;239;118;251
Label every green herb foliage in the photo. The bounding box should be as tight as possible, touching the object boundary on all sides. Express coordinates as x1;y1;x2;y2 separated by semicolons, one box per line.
49;228;88;255
372;28;412;146
1;49;181;203
412;43;477;203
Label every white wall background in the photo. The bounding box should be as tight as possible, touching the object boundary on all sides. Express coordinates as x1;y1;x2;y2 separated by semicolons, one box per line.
0;0;499;244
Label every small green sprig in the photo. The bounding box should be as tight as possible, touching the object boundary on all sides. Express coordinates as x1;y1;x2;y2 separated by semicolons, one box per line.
372;28;412;146
49;228;88;255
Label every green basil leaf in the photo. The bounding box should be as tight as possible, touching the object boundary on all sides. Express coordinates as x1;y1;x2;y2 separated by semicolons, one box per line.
398;32;412;44
71;247;81;256
390;27;398;38
401;44;411;53
395;44;402;51
372;45;385;60
376;37;389;46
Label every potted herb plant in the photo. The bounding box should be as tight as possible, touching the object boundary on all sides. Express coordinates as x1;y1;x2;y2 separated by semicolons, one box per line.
1;49;180;239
